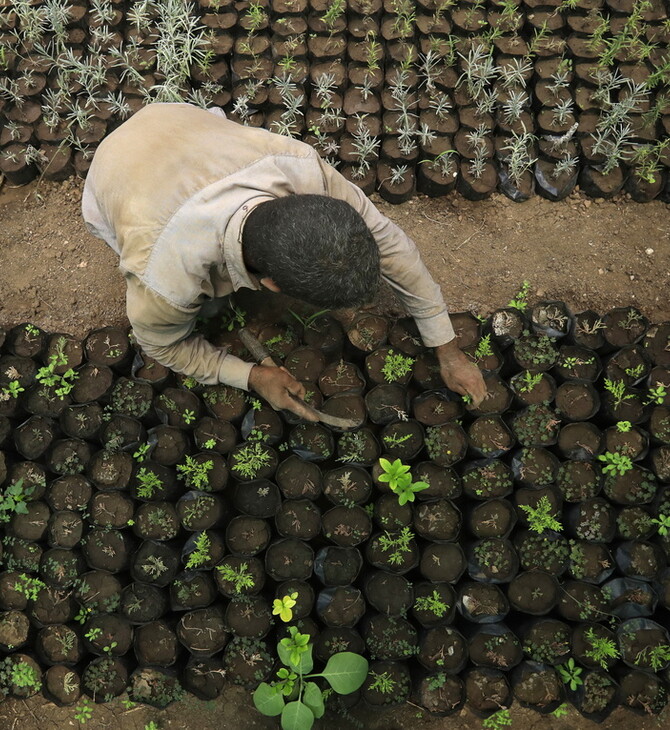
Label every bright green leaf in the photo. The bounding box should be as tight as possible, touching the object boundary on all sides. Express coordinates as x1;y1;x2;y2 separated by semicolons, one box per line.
302;682;325;719
319;652;369;694
281;700;314;730
278;642;313;674
253;682;285;716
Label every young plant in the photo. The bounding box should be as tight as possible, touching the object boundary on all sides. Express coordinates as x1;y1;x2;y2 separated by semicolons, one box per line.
635;644;670;672
135;468;163;499
557;658;583;690
35;338;79;399
216;562;256;594
252;626;368;728
0;479;34;523
603;378;633;408
176;455;214;489
616;420;632;432
646;383;667;405
231;442;272;479
74;697;93;724
185;532;212;570
517;371;543;393
377;458;429;506
13;573;45;601
273;592;298;622
508;281;531;311
414;589;449;617
482;708;512;730
583;628;620;670
473;334;494;363
378;527;415;565
597;451;633;475
1;380;24;400
651;514;670;536
519;495;562;534
133;443;151;463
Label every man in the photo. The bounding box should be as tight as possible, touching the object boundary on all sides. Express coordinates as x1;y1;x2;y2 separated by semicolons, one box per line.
82;103;486;419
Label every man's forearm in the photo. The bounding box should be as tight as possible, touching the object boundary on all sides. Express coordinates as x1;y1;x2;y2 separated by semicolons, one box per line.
136;331;254;390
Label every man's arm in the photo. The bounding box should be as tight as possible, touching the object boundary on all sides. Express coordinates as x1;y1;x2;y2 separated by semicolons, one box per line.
126;275;254;390
316;158;487;405
127;276;320;420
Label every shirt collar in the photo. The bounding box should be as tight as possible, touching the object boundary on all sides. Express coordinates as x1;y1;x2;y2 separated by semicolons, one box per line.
222;194;275;292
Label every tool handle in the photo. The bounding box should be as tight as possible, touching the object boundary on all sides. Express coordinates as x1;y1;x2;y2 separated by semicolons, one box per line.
239;327;276;368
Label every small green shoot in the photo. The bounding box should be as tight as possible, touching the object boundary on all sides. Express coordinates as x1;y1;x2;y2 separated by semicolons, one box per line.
273;592;298;622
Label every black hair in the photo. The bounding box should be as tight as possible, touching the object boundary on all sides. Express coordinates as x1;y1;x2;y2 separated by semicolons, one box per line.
242;194;381;308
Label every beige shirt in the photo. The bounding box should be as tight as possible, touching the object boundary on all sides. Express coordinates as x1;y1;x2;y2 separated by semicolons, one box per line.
82;103;455;390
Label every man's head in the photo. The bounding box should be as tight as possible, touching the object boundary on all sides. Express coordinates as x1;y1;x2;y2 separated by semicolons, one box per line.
241;194;381;308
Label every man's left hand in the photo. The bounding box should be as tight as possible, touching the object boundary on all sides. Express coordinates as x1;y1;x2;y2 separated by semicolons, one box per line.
435;339;487;407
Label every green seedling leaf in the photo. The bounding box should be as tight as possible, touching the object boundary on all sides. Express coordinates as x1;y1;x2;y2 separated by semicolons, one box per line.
278;641;313;675
302;682;325;719
281;700;314;730
319;652;369;694
253;682;285;717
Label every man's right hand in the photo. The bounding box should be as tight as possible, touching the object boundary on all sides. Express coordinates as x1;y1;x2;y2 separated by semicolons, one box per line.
248;365;319;422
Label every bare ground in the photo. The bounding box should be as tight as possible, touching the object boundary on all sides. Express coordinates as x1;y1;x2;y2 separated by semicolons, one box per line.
0;176;669;730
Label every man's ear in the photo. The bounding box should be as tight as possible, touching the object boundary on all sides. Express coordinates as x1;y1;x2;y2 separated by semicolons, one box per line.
259;276;281;293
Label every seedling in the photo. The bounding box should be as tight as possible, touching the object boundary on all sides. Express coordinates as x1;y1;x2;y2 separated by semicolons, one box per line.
381;350;415;382
203;438;217;450
183;409;196;424
519;495;562;534
221;301;247;331
377;458;429;505
231;442;272;479
558;658;583;690
136;468;163;498
473;334;494;363
378;527;415;565
616;420;632;432
84;627;103;642
550;703;570;718
216;563;255;594
651;514;670;536
0;479;34;523
288;308;330;331
1;380;24;399
35;337;78;399
603;378;633;408
508;281;531;311
583;628;620;669
635;644;670;671
253;626;368;728
646;383;667;405
13;573;45;601
133;443;151;462
369;670;396;693
74;697;93;724
185;532;212;569
177;455;214;489
482;708;512;729
597;451;633;475
517;371;543;393
273;592;298;622
414;590;449;617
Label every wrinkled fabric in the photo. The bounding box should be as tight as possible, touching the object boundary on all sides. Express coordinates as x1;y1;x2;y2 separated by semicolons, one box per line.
82;103;455;388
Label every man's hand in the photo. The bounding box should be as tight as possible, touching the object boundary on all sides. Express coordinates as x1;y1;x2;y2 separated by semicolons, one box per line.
248;365;319;422
435;339;487;407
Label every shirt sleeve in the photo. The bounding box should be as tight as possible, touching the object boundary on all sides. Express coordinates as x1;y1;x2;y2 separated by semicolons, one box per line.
125;274;254;390
314;156;456;347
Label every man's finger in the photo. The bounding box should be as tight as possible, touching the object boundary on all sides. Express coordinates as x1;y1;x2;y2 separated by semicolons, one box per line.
286;378;307;400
